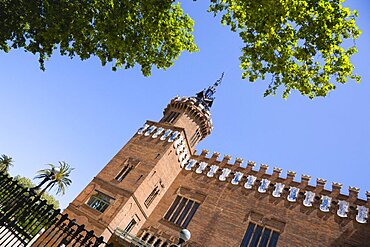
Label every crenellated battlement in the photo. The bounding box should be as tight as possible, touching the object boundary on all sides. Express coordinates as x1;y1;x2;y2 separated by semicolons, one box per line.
183;149;369;224
62;83;370;247
162;96;213;139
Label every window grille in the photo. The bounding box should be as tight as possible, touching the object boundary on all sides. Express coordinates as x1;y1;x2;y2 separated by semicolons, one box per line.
86;192;111;213
240;222;280;247
144;186;160;208
124;218;137;233
163;195;200;228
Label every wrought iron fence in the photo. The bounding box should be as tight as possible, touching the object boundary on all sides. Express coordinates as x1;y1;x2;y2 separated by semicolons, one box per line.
114;228;152;247
0;171;113;246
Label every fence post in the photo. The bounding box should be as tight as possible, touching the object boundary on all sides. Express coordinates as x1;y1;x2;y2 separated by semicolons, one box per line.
0;171;113;246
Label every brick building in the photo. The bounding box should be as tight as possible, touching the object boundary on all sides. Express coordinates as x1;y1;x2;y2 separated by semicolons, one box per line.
62;80;370;246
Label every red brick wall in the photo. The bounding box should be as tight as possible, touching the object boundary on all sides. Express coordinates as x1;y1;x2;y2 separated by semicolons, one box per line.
63;117;201;241
140;168;370;246
62;97;369;247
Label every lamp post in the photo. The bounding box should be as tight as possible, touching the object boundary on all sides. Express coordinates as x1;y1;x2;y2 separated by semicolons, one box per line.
170;229;191;247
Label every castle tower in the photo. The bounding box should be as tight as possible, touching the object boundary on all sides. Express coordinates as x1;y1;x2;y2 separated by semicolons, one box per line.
63;77;222;241
41;73;370;247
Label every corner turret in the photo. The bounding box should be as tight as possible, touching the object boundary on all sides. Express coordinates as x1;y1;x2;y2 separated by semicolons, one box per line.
160;74;223;150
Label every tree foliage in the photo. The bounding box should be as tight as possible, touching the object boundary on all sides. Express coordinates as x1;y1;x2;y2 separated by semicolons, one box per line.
14;175;60;209
0;154;13;173
35;161;73;196
209;0;361;98
0;0;197;75
0;0;361;98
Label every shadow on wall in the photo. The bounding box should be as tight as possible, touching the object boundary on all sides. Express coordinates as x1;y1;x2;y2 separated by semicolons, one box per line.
330;224;370;247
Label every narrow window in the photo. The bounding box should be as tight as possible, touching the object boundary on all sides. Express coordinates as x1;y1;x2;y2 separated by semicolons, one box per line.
269;231;280;247
116;164;132;182
163;111;180;124
124;218;137;233
164;195;200;228
241;223;255;247
164;196;181;220
169;198;188;223
190;129;202;147
176;200;193;225
144;186;160;208
240;222;280;247
182;202;199;228
249;225;262;246
86;192;111;213
259;228;271;246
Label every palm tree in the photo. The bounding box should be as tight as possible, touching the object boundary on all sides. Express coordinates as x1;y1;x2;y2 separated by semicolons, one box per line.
0;154;13;173
33;163;58;191
34;161;74;196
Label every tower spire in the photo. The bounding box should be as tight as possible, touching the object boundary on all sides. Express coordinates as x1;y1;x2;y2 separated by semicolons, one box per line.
195;72;224;109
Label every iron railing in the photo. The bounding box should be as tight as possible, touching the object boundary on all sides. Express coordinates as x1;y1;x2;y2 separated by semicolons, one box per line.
0;171;113;246
114;228;152;247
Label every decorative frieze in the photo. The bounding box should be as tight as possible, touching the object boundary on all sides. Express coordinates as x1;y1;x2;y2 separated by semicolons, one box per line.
138;124;370;224
152;127;164;138
303;191;315;207
182;155;369;224
196;162;208;174
137;124;149;135
287;187;299;202
219;168;231;182
320;196;332;212
207;165;219;178
185;160;196;171
160;129;172;141
231;172;243;185
173;135;184;147
181;158;189;167
258;179;270;193
244;175;257;189
178;150;188;162
337;200;349;218
144;126;156;136
272;183;285;198
137;123;189;169
176;144;185;155
168;131;179;142
137;123;175;141
356;205;369;224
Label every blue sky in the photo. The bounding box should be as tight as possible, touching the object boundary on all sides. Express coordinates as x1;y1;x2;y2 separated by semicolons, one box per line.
0;1;369;209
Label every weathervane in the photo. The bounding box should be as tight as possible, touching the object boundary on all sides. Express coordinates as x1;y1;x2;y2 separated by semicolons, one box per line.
196;72;224;109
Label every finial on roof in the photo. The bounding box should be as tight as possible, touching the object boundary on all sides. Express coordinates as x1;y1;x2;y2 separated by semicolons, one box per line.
195;72;224;109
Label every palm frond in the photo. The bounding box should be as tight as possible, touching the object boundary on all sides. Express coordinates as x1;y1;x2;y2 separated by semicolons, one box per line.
39;161;74;196
0;154;14;172
35;162;73;196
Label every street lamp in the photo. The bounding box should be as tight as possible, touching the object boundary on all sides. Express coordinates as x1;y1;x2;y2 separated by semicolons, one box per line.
170;229;191;247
